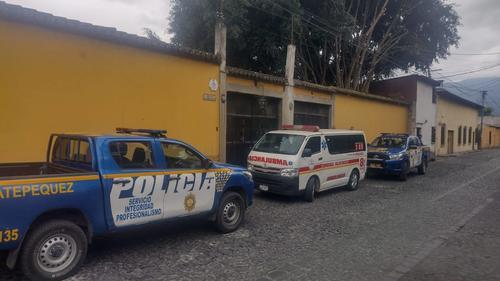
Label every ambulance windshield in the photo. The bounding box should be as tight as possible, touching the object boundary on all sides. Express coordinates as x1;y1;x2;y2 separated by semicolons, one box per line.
254;133;306;155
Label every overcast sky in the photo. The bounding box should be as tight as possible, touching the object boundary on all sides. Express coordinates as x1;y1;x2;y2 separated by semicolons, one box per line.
4;0;500;82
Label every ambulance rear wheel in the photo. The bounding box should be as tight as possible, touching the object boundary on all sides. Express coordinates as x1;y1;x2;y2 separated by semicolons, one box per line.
346;169;360;191
304;177;318;202
20;220;87;281
215;191;245;233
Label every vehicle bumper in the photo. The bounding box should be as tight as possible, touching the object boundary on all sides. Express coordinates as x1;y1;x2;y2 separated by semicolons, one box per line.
251;171;301;196
367;159;405;175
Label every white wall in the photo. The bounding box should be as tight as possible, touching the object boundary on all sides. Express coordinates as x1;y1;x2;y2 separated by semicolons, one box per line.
416;81;436;153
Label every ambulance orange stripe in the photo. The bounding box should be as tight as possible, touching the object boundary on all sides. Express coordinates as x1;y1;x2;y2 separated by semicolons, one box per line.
299;158;360;175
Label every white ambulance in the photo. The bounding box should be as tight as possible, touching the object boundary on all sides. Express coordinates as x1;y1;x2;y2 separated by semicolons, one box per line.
247;125;367;202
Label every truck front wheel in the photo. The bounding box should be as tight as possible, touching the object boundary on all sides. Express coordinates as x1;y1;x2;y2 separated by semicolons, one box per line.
399;161;410;181
418;158;428;175
20;220;88;281
215;191;245;233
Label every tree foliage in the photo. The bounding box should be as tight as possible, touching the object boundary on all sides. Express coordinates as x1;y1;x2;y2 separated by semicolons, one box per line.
169;0;460;91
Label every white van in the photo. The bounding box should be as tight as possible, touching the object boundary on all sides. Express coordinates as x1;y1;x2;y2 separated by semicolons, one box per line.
247;125;367;202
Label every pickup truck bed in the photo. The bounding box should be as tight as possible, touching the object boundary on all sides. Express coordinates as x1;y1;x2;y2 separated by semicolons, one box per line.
0;162;87;178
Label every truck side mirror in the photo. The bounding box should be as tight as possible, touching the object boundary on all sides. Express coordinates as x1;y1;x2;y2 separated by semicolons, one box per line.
202;158;213;169
302;148;312;158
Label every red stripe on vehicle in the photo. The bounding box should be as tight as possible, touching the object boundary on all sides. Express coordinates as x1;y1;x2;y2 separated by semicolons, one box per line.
327;173;346;181
299;167;310;173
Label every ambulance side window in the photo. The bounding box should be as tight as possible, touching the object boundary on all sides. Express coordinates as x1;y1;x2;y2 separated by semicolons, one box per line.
326;135;365;154
303;136;321;155
162;143;203;169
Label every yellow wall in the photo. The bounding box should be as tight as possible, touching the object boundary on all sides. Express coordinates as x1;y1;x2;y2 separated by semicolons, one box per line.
333;95;408;142
0;20;220;162
481;126;500;149
435;96;479;155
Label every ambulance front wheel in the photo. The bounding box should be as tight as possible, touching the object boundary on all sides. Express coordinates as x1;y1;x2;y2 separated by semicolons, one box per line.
20;220;88;281
215;191;245;233
304;177;319;202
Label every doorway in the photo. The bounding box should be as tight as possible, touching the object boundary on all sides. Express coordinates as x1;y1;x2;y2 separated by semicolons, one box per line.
226;93;280;166
447;130;454;154
293;101;331;128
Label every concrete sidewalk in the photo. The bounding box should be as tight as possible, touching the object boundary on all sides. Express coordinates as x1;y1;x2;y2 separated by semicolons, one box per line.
398;190;500;281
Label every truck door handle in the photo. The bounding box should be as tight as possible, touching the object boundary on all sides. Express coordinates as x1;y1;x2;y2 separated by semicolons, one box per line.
319;157;323;161
112;179;131;185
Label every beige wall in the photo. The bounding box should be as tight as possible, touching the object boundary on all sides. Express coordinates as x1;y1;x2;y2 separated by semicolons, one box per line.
481;126;500;148
435;96;480;155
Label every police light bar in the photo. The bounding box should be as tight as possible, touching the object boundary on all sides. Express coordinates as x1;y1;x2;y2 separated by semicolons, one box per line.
116;128;167;138
281;125;320;132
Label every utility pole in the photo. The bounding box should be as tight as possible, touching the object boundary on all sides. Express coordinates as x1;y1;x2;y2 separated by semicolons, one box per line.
479;90;487;149
215;0;227;162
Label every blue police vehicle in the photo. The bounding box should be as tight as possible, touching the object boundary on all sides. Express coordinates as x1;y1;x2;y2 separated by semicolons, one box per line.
367;133;430;181
0;128;253;281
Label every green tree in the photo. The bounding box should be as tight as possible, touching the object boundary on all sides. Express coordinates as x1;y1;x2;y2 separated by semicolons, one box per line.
169;0;460;91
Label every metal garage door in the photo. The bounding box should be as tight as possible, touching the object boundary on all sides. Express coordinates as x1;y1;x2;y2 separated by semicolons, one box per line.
294;101;331;129
226;93;280;166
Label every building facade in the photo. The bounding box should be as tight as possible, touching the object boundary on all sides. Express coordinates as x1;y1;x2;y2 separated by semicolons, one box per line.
370;75;441;157
481;117;500;148
435;89;482;156
0;1;412;165
224;68;408;165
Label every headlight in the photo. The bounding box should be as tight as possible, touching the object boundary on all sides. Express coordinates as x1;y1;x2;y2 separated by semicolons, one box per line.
247;163;254;172
389;152;405;160
243;171;253;181
280;168;299;177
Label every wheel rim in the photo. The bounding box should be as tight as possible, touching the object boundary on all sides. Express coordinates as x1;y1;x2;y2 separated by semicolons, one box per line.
311;179;317;198
223;200;241;226
37;234;77;273
350;173;359;188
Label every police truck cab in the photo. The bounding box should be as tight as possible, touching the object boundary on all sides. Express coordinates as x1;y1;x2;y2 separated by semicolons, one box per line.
247;125;367;202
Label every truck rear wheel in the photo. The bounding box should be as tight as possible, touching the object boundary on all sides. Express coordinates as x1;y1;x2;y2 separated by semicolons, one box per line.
215;191;245;233
20;220;88;281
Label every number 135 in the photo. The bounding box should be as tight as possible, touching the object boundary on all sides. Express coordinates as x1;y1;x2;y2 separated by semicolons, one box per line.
0;229;19;243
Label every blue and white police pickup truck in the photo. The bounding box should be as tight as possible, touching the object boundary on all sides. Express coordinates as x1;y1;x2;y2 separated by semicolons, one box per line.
367;133;430;181
0;128;253;281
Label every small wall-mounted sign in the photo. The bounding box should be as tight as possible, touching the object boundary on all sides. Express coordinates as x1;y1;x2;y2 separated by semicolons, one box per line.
203;93;217;101
209;79;218;91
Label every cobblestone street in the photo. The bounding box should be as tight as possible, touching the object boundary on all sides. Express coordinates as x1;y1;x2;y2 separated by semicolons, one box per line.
2;149;500;281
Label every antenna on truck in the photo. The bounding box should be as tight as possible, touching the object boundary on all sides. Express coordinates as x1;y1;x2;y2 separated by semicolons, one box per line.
116;128;167;138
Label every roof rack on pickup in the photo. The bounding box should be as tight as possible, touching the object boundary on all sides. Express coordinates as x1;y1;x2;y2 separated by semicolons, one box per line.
282;125;320;132
116;128;167;138
381;132;409;136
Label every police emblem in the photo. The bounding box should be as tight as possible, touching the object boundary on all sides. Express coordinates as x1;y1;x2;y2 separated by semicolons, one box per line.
184;192;196;212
